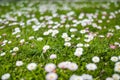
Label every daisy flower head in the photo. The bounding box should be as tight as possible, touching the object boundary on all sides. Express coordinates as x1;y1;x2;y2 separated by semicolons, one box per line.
74;51;83;57
37;37;43;41
50;54;57;59
61;33;68;38
0;52;6;56
114;65;120;73
106;77;114;80
13;47;19;52
69;74;83;80
76;43;83;47
74;48;83;57
112;74;120;80
86;63;97;71
64;37;71;42
92;56;100;63
16;61;23;67
58;62;69;69
20;39;25;44
81;74;93;80
111;56;118;62
27;63;37;71
68;62;78;71
45;63;56;72
64;42;71;47
29;36;34;40
1;73;10;80
46;72;58;80
115;62;120;66
43;45;50;53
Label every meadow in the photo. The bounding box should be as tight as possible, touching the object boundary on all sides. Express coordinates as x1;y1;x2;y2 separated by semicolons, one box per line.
0;0;120;80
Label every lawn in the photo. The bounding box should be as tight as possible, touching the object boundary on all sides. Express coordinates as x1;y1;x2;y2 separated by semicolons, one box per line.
0;0;120;80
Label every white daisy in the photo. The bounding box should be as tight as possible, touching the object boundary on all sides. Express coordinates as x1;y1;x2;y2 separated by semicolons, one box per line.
114;65;120;73
43;45;50;53
111;56;118;62
27;63;37;71
13;47;19;52
46;72;58;80
68;63;78;71
0;52;6;56
29;36;34;40
16;61;23;67
37;37;43;41
69;75;83;80
86;63;97;71
112;74;120;80
92;56;100;63
50;54;57;59
45;63;56;72
106;77;114;80
1;73;10;80
64;42;71;47
20;39;25;44
81;74;93;80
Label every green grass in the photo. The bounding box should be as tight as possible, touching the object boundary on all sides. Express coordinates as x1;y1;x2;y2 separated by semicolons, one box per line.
0;0;120;80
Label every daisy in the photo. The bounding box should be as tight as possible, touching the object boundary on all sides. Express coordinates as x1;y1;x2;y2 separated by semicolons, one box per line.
74;48;83;57
64;37;71;42
74;51;83;57
20;39;25;44
13;47;19;52
16;61;23;67
109;45;116;49
112;74;120;80
46;72;58;80
115;62;120;66
37;37;43;41
29;36;34;40
68;62;78;71
61;33;68;38
64;42;71;47
0;52;6;56
58;62;69;69
111;56;118;62
106;77;114;80
76;43;83;47
81;74;93;80
69;75;83;80
86;63;97;71
27;63;37;71
92;56;100;63
70;28;78;32
1;73;10;80
45;63;56;72
50;54;57;59
43;45;50;53
114;65;120;72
